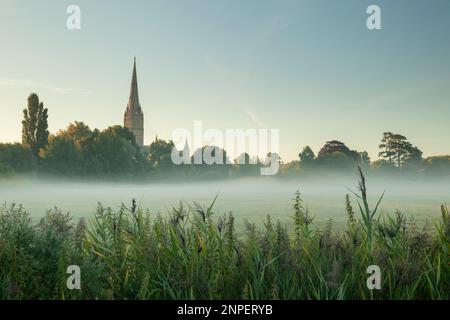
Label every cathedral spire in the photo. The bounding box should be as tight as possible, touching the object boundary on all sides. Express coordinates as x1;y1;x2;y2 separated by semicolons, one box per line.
124;57;144;147
127;57;141;114
183;138;190;157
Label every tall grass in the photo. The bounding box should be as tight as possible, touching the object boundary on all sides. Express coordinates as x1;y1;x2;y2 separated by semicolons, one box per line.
0;169;448;300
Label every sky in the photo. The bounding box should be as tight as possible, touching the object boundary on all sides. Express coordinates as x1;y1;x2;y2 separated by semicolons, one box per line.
0;0;449;161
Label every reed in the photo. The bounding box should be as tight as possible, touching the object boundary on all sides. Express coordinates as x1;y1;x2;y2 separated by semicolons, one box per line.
0;169;448;300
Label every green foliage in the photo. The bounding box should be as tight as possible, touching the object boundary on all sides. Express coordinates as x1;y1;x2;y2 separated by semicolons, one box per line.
191;145;231;165
0;203;35;299
234;153;260;176
279;161;301;176
371;159;397;172
423;156;450;177
359;151;371;167
40;122;147;176
299;146;316;165
292;190;315;241
313;141;369;172
0;144;37;177
147;139;175;169
378;132;422;168
345;194;358;244
103;125;138;147
317;140;359;160
189;146;233;179
348;167;384;253
316;151;358;171
0;170;448;300
0;163;14;177
22;93;49;158
5;100;450;179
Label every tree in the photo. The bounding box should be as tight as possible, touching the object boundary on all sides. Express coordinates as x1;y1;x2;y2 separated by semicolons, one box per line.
358;151;371;166
40;122;95;174
316;151;357;170
391;134;410;168
93;130;139;174
378;132;422;168
378;132;396;164
423;156;450;177
279;161;301;176
0;162;14;177
104;125;137;147
235;152;259;176
317;140;359;160
60;121;93;140
148;139;175;169
299;146;316;165
0;143;37;175
189;146;232;179
22;93;49;158
40;123;146;176
191;146;231;166
403;145;423;169
315;140;360;170
372;159;396;170
40;134;85;174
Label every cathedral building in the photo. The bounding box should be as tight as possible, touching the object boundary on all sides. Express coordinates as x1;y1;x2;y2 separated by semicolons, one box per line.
124;57;144;147
123;58;190;157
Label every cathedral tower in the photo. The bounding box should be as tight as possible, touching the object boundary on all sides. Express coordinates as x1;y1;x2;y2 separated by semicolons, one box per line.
124;57;144;147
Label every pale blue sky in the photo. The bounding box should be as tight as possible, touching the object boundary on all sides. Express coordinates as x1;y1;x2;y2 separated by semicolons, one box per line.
0;0;449;161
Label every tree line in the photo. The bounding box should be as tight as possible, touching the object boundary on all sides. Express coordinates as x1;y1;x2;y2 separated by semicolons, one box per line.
1;93;450;179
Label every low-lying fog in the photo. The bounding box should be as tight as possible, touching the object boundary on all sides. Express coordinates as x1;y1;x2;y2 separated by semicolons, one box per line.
1;175;449;228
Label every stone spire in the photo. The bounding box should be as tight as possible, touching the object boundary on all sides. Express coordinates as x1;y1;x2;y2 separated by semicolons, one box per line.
126;57;142;114
124;57;144;147
183;138;190;155
181;138;190;163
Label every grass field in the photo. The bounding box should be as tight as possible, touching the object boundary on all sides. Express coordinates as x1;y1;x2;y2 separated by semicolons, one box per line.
0;175;447;230
0;170;449;299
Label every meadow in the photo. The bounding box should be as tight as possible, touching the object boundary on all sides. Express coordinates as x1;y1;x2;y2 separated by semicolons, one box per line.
0;173;448;229
0;169;449;299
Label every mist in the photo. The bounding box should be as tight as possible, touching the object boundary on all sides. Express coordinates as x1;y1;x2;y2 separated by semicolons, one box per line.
1;173;448;229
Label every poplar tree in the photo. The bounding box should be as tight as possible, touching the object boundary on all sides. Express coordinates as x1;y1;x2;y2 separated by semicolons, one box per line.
22;93;49;158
